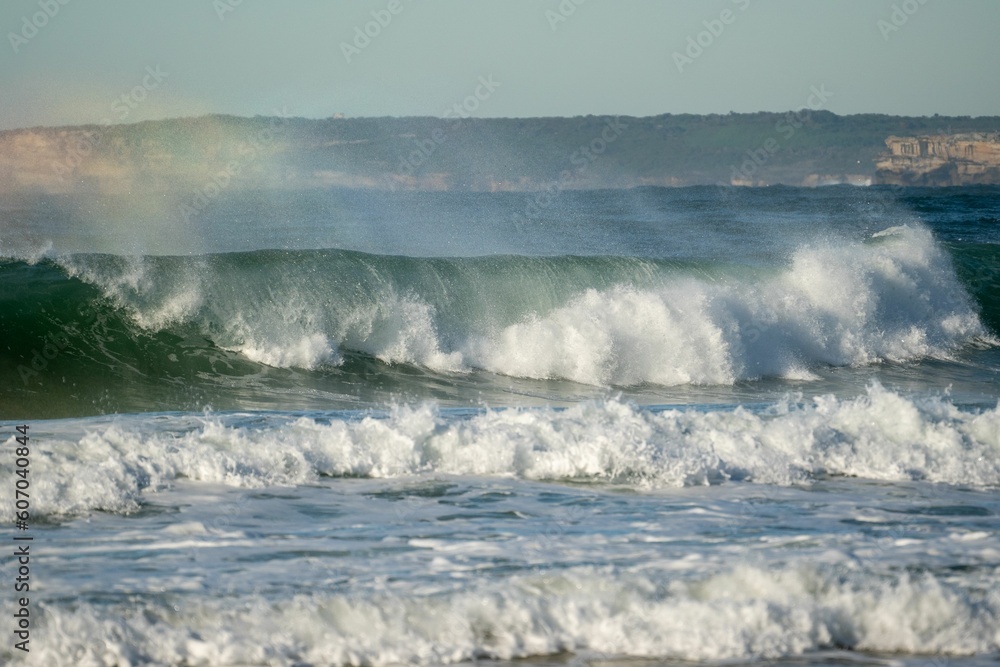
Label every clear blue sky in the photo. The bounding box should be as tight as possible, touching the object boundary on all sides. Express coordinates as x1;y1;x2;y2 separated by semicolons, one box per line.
1;0;997;130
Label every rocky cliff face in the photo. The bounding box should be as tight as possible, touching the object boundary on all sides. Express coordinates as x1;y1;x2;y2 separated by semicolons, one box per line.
875;133;1000;186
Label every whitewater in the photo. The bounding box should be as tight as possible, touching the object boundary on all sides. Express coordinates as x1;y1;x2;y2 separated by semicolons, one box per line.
1;185;999;666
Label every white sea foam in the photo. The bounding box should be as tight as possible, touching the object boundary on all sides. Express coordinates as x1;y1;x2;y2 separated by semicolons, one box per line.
467;281;737;385
466;225;987;384
4;384;998;520
17;563;1000;665
236;331;341;368
339;292;464;371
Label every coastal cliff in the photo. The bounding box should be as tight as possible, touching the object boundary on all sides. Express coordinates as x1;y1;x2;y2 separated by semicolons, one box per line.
3;113;1000;194
875;134;1000;186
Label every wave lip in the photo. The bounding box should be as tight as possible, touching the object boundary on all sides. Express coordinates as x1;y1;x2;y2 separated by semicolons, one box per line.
5;384;999;520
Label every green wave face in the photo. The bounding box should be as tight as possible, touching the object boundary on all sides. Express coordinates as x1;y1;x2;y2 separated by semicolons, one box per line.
949;241;1000;334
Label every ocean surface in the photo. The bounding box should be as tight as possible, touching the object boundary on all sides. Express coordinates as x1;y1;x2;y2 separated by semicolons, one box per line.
1;185;999;666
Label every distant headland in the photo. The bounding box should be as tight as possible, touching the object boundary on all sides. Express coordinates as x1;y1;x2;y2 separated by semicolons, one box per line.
1;112;999;195
875;133;1000;186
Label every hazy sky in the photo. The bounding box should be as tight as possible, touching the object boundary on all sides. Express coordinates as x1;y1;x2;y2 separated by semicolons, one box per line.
1;0;997;130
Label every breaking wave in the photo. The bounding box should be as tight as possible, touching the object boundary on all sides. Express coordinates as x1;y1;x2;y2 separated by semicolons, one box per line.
1;225;994;395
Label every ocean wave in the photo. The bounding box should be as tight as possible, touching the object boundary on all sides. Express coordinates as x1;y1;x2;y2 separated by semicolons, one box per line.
2;224;994;392
15;563;1000;665
4;384;998;519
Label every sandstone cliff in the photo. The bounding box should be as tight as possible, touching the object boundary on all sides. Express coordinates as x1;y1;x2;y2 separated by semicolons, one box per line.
875;133;1000;186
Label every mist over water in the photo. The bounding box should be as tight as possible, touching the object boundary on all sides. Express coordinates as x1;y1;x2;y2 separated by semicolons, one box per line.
5;184;978;257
